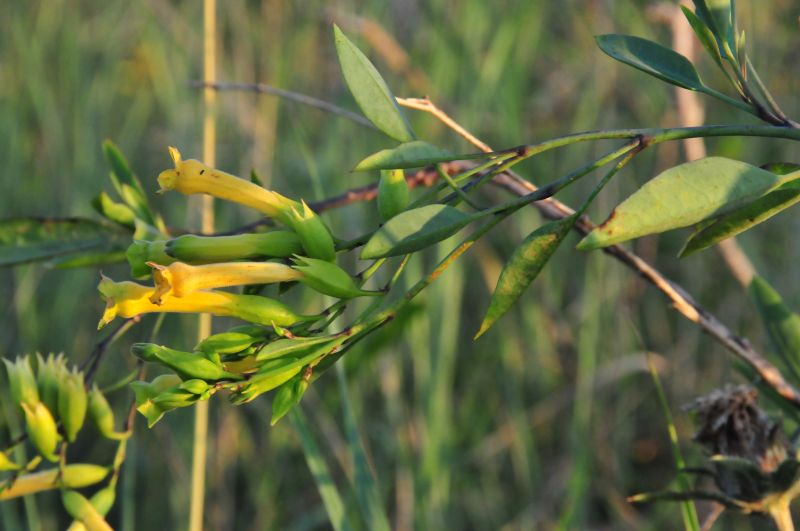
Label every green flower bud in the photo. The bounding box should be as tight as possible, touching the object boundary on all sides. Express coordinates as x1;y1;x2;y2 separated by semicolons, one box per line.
195;332;263;356
165;232;303;262
132;377;213;427
58;368;88;442
131;343;243;382
4;355;40;407
377;169;410;221
0;464;109;500
286;201;336;261
230;358;303;405
61;490;113;531
293;256;382;299
36;353;67;415
87;386;128;441
270;374;309;426
126;240;174;279
21;401;60;462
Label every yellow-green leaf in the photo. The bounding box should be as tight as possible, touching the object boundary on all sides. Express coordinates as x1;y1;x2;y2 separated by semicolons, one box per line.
475;215;577;339
354;141;471;171
333;25;413;142
577;158;785;250
680;167;800;257
360;204;474;259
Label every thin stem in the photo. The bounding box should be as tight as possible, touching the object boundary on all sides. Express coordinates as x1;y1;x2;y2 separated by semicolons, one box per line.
189;1;216;530
745;57;797;127
434;164;482;209
189;80;376;130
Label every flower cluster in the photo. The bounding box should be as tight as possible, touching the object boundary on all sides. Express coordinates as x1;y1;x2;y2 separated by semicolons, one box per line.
101;148;379;425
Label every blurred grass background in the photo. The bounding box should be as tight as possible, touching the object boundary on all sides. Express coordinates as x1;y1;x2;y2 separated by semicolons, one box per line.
1;0;799;529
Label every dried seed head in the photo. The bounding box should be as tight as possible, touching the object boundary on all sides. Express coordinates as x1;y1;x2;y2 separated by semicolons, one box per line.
686;385;787;473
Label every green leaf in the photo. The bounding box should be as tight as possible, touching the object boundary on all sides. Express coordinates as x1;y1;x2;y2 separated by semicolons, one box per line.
47;249;127;269
333;25;414;142
0;218;125;267
354;141;470;171
270;376;308;426
475;215;577;339
360;204;473;259
103;140;165;232
335;364;391;531
595;34;705;90
577;157;785;250
679;169;800;257
750;276;800;384
681;6;723;67
91;191;136;229
290;409;354;531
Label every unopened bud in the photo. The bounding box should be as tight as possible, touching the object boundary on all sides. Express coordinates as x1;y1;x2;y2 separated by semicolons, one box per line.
4;356;40;407
293;256;381;299
87;386;129;441
131;343;242;382
36;353;67;415
377;169;410;221
0;464;109;500
61;490;113;531
58;368;88;442
21;401;60;462
286;201;336;261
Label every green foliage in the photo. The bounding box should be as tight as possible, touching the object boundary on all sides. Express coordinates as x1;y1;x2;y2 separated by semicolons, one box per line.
0;217;125;267
333;25;414;142
595;34;705;91
680;164;800;256
578;158;785;250
354;141;461;171
361;204;474;258
476;215;576;338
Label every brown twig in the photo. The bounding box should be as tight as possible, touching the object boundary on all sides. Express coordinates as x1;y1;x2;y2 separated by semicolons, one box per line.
188;80;376;130
397;96;800;408
82;317;140;387
192;80;800;407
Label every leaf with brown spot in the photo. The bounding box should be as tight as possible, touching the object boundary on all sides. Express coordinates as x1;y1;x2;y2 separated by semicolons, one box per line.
577;158;787;250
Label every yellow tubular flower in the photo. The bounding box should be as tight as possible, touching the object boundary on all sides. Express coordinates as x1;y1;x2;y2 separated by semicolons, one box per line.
97;276;318;329
147;261;303;304
157;147;297;221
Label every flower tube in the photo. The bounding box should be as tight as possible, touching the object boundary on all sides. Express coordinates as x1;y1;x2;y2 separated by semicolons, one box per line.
148;261;303;304
97;276;319;329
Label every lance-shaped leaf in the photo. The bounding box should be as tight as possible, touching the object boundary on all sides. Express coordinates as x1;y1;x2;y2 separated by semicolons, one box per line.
577;158;785;250
475;215;577;339
681;6;723;67
0;217;125;267
595;34;705;91
680;165;800;257
354;141;467;171
103;140;164;232
749;276;800;384
361;204;474;259
333;25;414;142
